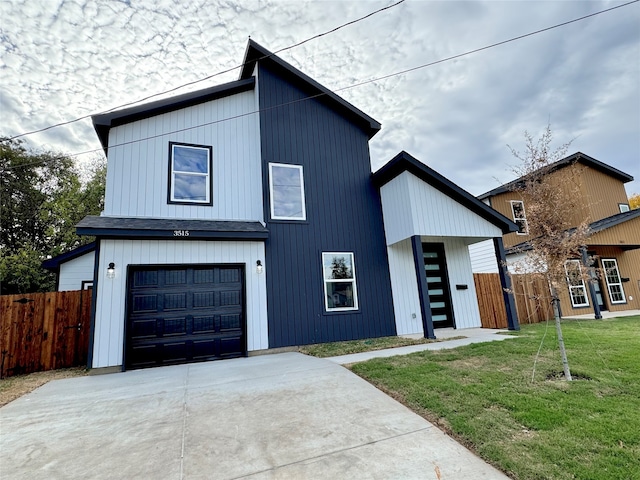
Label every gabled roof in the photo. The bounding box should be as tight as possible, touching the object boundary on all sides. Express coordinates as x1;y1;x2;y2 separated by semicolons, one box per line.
372;151;519;235
505;208;640;254
92;77;256;153
42;241;96;272
76;216;268;241
478;152;634;200
239;39;381;138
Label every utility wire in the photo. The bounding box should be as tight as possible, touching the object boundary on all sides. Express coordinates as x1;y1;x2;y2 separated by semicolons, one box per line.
7;0;406;141
4;0;637;170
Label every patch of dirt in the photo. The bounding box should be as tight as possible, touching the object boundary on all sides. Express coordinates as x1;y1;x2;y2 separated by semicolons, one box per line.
0;367;88;408
545;370;592;381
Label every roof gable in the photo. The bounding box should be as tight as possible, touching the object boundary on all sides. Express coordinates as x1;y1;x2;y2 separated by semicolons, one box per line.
373;151;518;234
239;40;381;138
478;152;634;200
42;241;97;271
92;77;255;152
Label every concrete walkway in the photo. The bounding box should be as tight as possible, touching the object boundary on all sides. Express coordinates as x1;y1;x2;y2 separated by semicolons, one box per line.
328;327;515;365
1;351;510;479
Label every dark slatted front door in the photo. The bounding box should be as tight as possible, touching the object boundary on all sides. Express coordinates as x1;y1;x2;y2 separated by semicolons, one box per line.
422;243;455;328
126;265;246;370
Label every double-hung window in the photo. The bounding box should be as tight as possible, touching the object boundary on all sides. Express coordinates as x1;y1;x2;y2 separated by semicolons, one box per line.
510;200;528;234
602;259;626;304
565;260;589;308
322;252;358;312
168;142;213;205
269;163;306;220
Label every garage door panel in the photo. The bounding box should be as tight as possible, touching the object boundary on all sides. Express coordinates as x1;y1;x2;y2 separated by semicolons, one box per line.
126;265;246;370
163;293;187;310
193;316;215;333
132;294;158;313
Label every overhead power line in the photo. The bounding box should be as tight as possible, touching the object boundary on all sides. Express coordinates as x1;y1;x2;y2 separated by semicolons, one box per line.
4;0;637;170
7;0;406;141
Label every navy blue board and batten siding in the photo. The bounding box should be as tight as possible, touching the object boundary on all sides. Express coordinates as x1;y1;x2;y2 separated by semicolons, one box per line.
256;63;396;347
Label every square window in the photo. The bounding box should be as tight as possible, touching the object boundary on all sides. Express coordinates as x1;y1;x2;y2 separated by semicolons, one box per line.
322;252;358;312
619;203;630;213
510;200;528;235
168;142;212;205
269;163;306;220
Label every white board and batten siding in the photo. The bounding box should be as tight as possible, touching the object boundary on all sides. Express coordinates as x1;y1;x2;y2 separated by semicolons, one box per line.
58;252;95;291
379;172;503;246
380;171;501;333
92;239;268;369
468;239;499;273
103;90;263;222
387;237;483;334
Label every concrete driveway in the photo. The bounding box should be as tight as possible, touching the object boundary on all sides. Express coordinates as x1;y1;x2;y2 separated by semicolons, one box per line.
1;353;509;479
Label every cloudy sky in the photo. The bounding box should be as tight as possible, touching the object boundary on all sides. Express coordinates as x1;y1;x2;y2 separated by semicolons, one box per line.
1;0;639;196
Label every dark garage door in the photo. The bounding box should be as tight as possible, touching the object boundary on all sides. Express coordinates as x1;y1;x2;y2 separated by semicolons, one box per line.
126;265;246;370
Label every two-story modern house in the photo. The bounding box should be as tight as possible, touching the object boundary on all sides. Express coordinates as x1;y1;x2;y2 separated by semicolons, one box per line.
473;152;640;318
52;40;519;372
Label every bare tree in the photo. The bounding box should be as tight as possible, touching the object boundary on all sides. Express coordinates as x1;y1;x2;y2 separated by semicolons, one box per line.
508;126;591;381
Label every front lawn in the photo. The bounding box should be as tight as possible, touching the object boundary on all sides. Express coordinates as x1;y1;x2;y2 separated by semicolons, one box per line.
350;316;640;480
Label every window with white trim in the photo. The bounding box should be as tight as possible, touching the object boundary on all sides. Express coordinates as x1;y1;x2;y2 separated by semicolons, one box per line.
168;142;212;205
510;200;528;234
619;203;630;213
322;252;358;311
565;260;589;307
269;163;306;220
602;258;626;304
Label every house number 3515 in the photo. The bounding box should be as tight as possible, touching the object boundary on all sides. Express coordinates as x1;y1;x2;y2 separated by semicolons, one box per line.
173;230;190;236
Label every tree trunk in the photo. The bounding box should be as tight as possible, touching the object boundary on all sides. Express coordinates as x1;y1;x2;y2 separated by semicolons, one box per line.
551;288;572;381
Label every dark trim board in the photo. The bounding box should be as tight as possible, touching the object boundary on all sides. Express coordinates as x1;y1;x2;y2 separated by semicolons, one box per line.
86;240;101;370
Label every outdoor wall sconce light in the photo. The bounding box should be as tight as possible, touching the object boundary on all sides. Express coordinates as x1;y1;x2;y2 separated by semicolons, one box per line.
107;262;116;279
256;260;263;274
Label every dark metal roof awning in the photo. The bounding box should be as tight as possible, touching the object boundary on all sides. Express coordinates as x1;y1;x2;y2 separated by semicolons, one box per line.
76;216;269;241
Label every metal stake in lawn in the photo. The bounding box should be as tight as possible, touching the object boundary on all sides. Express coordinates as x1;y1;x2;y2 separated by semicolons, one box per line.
551;290;572;381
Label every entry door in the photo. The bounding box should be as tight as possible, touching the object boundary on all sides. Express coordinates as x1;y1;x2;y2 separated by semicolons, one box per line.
422;243;454;328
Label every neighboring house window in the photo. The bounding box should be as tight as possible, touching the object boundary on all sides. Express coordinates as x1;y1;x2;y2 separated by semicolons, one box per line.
322;252;358;311
269;163;306;220
618;203;630;213
565;260;589;308
510;200;528;234
602;259;626;304
168;142;213;205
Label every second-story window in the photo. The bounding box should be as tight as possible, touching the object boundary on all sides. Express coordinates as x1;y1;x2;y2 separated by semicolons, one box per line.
269;163;306;220
510;200;528;234
168;142;213;205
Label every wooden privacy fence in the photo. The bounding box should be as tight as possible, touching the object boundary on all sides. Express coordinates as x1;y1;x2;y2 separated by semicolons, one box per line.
473;273;554;329
473;273;508;329
510;274;554;324
0;290;92;378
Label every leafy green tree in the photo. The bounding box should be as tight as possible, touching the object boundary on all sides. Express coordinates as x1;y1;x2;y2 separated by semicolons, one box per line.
0;138;105;294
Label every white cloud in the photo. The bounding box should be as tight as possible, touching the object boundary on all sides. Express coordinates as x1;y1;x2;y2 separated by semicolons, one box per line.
1;0;638;195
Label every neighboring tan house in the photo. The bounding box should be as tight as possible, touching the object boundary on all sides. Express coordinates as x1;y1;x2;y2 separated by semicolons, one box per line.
473;152;640;318
46;40;519;372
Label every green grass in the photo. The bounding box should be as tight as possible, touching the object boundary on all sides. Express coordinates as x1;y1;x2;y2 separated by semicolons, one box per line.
298;335;465;358
350;316;640;480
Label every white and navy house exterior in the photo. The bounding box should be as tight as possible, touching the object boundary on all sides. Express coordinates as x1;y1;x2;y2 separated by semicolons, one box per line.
69;40;519;371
